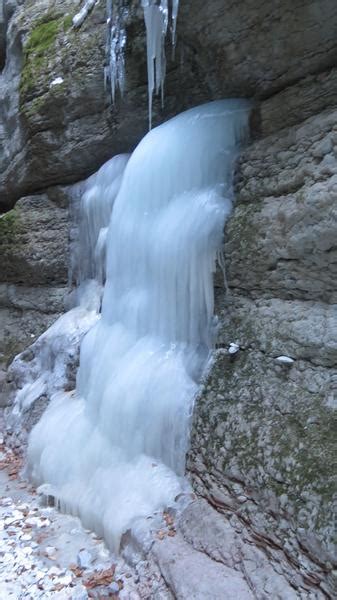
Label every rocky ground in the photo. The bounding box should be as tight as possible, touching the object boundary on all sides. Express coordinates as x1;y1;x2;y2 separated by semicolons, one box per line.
0;432;143;599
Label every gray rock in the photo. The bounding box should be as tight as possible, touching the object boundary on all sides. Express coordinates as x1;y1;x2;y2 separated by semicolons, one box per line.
0;0;6;69
1;0;337;209
189;100;337;596
0;193;69;286
151;530;253;599
77;549;92;570
0;189;70;365
226;109;337;303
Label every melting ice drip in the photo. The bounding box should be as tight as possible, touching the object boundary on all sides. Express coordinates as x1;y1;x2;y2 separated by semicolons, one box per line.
28;100;250;551
105;0;180;128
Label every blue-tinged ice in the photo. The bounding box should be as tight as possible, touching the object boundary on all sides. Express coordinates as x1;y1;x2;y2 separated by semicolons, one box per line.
28;100;250;551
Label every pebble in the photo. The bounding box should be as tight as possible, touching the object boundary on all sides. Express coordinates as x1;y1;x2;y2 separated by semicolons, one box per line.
109;581;120;593
237;495;247;503
77;548;93;569
275;355;295;365
228;342;240;355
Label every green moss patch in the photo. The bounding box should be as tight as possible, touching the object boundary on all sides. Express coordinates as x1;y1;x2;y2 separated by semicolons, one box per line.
20;13;73;103
0;209;19;239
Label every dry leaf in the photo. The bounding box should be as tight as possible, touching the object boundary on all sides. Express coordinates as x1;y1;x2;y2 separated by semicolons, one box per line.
69;565;83;577
84;565;116;589
168;530;176;537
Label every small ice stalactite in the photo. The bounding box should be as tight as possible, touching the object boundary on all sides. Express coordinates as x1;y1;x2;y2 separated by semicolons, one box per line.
142;1;180;129
105;0;128;102
28;100;250;552
171;0;180;51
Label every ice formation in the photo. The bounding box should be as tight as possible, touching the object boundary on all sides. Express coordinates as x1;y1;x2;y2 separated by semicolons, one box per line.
7;155;129;448
141;0;180;128
228;343;240;355
275;355;295;365
105;0;128;102
105;1;180;126
73;0;97;29
28;100;250;551
50;76;64;87
70;154;130;305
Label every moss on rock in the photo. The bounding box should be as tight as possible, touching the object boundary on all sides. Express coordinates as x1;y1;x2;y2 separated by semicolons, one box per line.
20;13;73;103
0;208;19;239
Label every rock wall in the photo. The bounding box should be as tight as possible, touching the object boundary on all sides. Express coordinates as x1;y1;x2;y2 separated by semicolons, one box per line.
0;190;69;373
188;67;337;599
2;0;337;210
0;0;336;595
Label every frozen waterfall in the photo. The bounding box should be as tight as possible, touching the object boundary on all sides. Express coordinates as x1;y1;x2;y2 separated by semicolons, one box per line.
27;100;250;551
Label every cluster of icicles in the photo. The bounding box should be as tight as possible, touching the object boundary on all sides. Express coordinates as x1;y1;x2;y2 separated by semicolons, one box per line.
105;0;180;128
27;100;250;552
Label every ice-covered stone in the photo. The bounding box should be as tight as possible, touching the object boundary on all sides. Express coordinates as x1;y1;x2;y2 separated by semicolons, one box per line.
109;581;120;593
275;355;295;365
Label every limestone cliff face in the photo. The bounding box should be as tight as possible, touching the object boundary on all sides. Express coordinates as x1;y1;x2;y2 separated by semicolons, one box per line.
0;0;336;594
1;0;337;210
0;191;69;369
188;51;337;600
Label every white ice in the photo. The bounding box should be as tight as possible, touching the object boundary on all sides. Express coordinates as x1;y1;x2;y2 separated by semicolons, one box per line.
73;0;97;29
105;0;128;102
28;100;250;551
70;153;130;305
50;77;64;87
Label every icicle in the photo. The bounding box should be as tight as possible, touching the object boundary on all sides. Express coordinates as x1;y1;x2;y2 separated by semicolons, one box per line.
141;0;180;128
105;0;128;102
171;0;179;53
105;1;180;125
